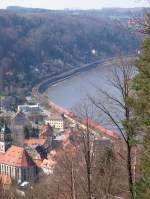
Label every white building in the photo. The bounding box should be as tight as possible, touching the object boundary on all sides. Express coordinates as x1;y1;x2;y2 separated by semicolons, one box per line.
18;104;40;113
45;114;64;130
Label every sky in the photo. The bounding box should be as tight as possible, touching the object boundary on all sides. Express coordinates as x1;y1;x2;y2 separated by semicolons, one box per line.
0;0;149;10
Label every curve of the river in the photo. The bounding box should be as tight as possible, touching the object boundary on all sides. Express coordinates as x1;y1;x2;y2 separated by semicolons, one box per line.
46;60;119;110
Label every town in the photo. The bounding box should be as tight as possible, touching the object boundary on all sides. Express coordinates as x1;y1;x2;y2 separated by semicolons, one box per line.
0;85;120;196
0;1;149;198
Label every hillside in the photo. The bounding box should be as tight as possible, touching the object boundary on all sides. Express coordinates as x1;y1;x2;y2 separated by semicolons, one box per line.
0;7;142;96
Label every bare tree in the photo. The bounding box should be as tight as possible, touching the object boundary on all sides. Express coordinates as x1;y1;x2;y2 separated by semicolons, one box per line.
89;57;137;198
26;121;128;199
76;102;93;199
73;101;128;199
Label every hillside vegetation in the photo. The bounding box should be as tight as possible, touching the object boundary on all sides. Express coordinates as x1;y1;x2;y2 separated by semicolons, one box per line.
0;7;142;95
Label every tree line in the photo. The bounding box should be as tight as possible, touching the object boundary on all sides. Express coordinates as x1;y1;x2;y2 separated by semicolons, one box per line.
0;8;141;95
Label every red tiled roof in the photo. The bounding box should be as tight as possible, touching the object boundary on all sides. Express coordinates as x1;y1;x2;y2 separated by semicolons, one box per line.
39;124;53;138
24;138;46;146
0;145;36;168
0;152;4;159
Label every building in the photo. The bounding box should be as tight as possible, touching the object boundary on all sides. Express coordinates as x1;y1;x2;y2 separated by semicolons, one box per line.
11;112;30;146
39;124;53;149
0;125;38;184
23;124;54;153
45;114;64;130
18;104;40;113
0;146;38;184
0;124;12;153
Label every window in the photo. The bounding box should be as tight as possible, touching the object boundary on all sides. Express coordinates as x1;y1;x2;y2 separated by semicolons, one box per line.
11;167;14;177
4;165;6;174
16;168;19;180
1;164;3;173
23;168;27;181
10;166;11;176
6;165;8;174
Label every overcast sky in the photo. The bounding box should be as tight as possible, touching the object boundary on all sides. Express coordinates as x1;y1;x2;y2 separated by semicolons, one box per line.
0;0;149;10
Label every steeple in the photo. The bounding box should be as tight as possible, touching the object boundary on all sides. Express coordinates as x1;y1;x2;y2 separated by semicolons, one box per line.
0;123;12;153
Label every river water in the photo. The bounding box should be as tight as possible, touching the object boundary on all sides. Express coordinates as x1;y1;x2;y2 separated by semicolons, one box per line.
46;61;124;132
46;62;119;110
46;59;136;133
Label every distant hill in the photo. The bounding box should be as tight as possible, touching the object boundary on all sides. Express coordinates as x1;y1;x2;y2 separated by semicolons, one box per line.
0;7;142;96
100;7;150;17
7;6;52;14
7;6;149;18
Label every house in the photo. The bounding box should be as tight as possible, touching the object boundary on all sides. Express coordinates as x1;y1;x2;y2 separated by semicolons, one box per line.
11;111;30;146
0;125;38;184
39;124;53;149
23;124;55;176
24;124;54;158
24;138;48;160
24;139;47;148
45;114;64;131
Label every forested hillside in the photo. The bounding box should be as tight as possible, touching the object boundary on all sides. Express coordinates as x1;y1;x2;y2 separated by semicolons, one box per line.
0;7;141;95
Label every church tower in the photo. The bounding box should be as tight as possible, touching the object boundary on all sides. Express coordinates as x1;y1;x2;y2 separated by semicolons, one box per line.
0;124;12;153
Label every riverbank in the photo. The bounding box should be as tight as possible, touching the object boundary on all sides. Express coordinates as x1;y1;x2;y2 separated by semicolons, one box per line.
32;57;130;140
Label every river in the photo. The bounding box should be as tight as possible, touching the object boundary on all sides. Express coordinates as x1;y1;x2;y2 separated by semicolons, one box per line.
46;61;119;110
45;58;135;133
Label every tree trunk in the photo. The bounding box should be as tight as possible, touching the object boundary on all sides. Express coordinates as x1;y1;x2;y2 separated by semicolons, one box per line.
127;142;135;199
71;161;76;199
86;131;92;199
